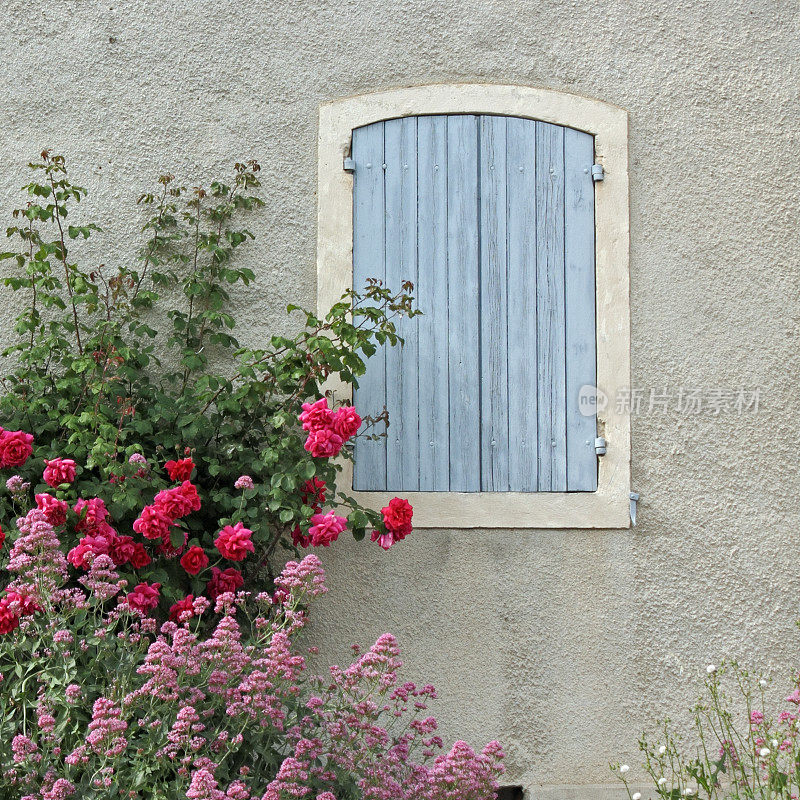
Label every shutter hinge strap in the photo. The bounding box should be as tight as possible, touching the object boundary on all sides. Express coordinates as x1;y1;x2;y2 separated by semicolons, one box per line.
629;492;640;526
591;164;605;182
343;157;355;172
594;436;607;456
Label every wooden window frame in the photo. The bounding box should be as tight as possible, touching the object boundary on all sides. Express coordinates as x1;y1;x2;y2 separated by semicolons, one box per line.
317;84;630;529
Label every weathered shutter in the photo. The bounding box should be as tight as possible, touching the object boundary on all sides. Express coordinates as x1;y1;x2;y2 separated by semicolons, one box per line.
352;114;597;493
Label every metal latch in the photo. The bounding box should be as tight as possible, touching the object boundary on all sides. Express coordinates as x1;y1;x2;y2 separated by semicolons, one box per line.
591;164;605;182
594;437;607;455
629;492;640;526
343;156;355;172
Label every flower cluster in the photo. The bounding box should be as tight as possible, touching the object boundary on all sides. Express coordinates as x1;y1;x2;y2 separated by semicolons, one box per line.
0;535;504;798
300;397;361;459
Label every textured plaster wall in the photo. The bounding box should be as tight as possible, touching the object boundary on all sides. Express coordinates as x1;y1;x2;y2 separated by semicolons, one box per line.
1;1;799;796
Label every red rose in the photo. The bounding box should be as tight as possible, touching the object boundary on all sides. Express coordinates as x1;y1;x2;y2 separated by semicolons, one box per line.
0;524;5;548
35;494;69;527
153;487;192;519
67;543;93;570
110;535;137;566
175;481;201;513
128;543;151;570
381;497;413;539
206;567;243;600
300;478;326;507
291;525;311;548
180;546;209;576
215;522;255;561
331;406;362;440
5;590;40;617
0;597;20;635
165;458;194;482
126;582;161;614
0;430;34;468
42;457;77;488
169;595;196;622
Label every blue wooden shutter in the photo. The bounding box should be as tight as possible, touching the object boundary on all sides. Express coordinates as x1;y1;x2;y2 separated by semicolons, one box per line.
352;115;597;493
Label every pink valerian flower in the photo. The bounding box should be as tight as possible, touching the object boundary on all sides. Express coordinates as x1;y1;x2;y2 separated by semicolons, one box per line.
786;690;800;705
6;474;30;499
42;779;76;800
165;457;195;482
234;475;254;490
125;582;161;614
180;546;209;575
206;567;244;600
0;428;34;467
215;522;255;561
43;457;77;488
79;555;127;603
308;511;346;547
7;509;68;601
35;494;69;527
186;768;225;800
331;405;362;439
86;698;128;757
304;428;344;459
381;496;413;538
11;734;39;763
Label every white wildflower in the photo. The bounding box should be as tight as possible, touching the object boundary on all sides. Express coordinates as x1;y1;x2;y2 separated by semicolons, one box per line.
632;793;642;800
706;664;717;675
658;778;668;786
759;747;770;757
658;746;666;755
620;765;630;774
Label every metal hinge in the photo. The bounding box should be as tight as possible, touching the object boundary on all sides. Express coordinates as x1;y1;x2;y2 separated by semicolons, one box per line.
591;164;605;182
629;492;640;526
594;436;607;455
343;156;355;172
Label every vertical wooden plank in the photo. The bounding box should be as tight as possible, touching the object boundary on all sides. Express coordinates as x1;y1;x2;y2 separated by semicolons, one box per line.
385;117;420;491
417;115;450;491
535;121;567;491
479;115;509;491
506;117;539;492
564;128;597;491
351;122;387;490
447;115;481;492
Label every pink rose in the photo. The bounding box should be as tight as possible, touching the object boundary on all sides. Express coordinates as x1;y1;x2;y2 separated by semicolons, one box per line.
73;498;110;536
153;486;193;519
126;582;161;614
174;481;201;513
67;543;93;569
42;458;77;488
299;398;333;432
35;494;69;527
331;406;362;440
304;428;343;459
133;504;174;541
215;522;255;561
370;529;397;550
308;511;346;547
5;590;40;617
0;430;33;468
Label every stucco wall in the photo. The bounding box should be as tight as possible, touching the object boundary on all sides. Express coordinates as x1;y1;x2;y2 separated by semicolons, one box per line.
2;1;799;796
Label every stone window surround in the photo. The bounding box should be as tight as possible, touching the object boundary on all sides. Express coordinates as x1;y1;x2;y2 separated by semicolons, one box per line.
316;84;630;529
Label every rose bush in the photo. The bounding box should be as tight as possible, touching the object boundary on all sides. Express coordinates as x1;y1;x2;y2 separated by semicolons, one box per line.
0;152;419;606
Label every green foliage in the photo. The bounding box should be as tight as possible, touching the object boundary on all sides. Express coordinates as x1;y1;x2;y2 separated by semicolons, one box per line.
0;151;418;599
